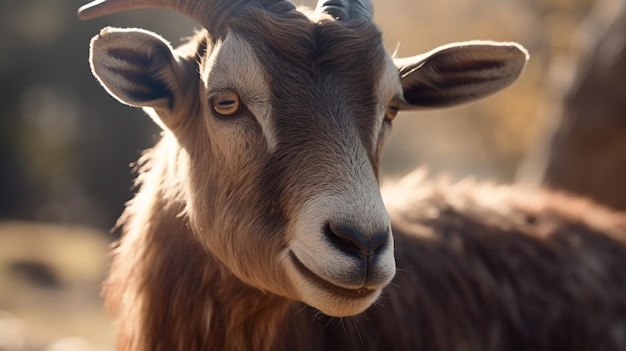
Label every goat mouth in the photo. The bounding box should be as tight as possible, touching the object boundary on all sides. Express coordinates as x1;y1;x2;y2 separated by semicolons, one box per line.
288;251;376;299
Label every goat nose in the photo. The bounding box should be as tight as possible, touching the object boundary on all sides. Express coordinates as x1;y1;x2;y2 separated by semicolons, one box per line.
324;222;390;258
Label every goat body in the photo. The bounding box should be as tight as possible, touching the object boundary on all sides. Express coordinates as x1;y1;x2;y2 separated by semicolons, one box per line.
108;138;626;351
79;0;626;350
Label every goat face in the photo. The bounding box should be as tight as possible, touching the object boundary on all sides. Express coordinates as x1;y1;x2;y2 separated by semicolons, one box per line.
81;0;528;317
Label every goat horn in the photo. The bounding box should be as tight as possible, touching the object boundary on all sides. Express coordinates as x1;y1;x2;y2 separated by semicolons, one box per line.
78;0;295;34
315;0;372;21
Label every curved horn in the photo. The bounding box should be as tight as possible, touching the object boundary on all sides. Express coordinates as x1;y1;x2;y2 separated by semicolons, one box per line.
78;0;295;33
315;0;372;21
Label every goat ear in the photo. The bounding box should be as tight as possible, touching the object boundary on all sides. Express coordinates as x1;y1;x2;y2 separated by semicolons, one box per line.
89;27;187;111
395;41;528;109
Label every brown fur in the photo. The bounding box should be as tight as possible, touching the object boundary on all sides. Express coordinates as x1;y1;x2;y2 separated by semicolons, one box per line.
107;140;626;350
99;6;626;351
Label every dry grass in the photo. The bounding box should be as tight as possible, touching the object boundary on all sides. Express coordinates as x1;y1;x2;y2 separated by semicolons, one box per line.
0;221;113;350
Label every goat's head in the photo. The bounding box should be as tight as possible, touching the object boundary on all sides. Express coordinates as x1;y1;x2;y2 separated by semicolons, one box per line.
79;0;528;317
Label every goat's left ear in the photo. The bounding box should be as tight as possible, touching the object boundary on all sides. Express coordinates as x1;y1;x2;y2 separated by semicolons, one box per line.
395;41;529;109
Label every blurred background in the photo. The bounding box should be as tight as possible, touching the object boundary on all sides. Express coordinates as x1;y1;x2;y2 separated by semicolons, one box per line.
1;0;625;349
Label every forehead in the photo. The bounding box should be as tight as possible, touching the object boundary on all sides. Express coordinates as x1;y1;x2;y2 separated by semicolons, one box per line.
228;10;391;95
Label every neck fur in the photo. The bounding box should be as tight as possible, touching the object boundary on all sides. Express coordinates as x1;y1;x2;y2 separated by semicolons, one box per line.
104;139;292;351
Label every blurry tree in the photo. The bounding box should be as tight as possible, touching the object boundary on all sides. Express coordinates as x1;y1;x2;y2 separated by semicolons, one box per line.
518;0;626;211
0;0;195;229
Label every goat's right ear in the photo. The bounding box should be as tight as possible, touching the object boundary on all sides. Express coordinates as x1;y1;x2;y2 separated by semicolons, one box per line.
89;27;191;114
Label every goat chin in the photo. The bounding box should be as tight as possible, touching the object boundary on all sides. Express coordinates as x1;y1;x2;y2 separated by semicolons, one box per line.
284;256;386;317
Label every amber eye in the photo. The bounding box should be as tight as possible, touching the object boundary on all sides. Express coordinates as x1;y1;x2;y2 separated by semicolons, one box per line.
211;91;241;117
385;104;400;122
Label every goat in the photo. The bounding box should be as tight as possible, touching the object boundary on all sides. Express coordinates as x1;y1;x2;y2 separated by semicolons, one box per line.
78;0;626;350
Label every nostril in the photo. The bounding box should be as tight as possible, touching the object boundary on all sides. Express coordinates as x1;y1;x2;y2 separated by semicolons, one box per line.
324;222;390;258
324;223;365;256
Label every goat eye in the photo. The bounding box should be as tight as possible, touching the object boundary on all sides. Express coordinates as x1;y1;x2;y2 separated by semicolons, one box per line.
211;91;241;117
385;104;400;122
